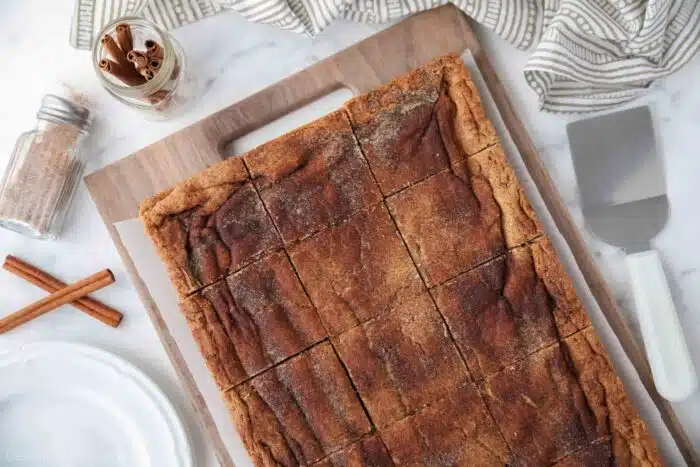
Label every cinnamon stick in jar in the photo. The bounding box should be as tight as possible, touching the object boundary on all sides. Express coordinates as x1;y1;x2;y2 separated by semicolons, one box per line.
148;58;162;73
115;23;133;54
100;59;146;86
126;50;148;69
101;34;132;71
145;39;164;59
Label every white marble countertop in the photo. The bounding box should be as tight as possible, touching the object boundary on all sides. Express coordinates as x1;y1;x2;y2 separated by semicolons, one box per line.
1;0;699;465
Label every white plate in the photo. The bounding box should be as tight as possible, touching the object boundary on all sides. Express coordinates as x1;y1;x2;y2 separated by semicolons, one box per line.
0;342;193;467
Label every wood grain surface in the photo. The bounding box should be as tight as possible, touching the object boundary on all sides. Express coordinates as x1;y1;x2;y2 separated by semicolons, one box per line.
84;6;698;466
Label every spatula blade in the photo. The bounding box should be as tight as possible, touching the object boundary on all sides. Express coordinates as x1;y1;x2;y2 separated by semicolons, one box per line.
567;106;668;251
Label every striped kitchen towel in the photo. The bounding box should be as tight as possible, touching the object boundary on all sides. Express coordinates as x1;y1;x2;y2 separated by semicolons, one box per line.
71;0;700;112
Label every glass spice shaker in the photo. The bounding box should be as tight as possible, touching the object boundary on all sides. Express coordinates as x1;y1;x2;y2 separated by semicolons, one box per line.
92;17;195;119
0;95;92;240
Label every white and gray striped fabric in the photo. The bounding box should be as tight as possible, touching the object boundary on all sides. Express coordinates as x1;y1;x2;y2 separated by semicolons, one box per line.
71;0;700;112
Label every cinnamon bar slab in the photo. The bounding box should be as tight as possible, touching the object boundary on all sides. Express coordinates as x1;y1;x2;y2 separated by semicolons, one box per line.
334;293;469;428
140;158;281;298
480;343;599;466
432;236;589;379
224;342;372;466
141;54;662;467
182;251;326;389
312;435;393;467
563;327;663;466
289;202;424;335
381;383;513;466
346;55;497;195
387;144;541;287
244;110;382;244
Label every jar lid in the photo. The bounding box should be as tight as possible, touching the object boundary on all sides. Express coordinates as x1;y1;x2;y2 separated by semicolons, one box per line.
37;94;92;131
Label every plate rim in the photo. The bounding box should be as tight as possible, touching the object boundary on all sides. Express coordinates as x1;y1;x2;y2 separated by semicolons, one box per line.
0;340;194;467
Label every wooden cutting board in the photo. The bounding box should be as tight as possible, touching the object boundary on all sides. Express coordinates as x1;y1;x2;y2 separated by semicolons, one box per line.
84;6;698;466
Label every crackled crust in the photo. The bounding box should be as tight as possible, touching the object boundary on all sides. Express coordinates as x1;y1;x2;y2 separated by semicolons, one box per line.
181;251;326;390
432;236;589;380
381;383;512;466
563;328;663;466
312;435;393;467
386;160;504;287
244;110;382;244
480;343;599;465
334;293;469;428
530;236;591;337
467;144;542;248
289;202;423;335
552;441;613;466
223;342;371;465
433;239;558;380
346;54;497;195
139;157;281;299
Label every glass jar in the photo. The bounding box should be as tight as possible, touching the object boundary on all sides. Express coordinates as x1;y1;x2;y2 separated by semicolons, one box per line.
92;17;195;119
0;95;92;240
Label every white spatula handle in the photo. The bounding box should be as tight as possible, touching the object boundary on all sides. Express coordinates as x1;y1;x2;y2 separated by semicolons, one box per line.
626;250;698;402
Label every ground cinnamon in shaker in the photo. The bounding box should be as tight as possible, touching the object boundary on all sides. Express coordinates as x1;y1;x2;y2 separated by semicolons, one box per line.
0;95;91;239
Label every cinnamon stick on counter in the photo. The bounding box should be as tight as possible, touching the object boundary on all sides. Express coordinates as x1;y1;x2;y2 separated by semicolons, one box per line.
116;23;133;54
100;59;146;86
3;256;123;328
0;269;115;334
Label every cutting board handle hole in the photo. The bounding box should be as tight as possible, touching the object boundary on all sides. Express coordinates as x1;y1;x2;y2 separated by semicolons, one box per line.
224;87;354;158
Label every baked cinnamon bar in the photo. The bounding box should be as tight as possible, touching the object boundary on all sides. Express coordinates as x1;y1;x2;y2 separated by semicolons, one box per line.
479;342;600;465
386;143;542;287
289;202;423;335
244;110;382;244
381;383;513;466
552;442;614;466
223;342;372;465
563;327;663;466
312;435;393;467
334;293;469;428
346;55;497;195
432;236;590;380
182;250;326;389
140;158;281;298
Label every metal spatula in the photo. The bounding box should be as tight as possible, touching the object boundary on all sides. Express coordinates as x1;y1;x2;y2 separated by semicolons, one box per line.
567;106;698;402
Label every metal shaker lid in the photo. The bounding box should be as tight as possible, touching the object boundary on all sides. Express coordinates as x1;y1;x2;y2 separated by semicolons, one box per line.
36;94;92;131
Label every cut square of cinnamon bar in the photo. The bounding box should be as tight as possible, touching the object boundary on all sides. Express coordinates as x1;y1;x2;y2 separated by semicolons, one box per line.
312;435;393;467
181;250;326;390
289;202;424;335
244;110;382;244
334;293;469;428
479;343;599;466
345;55;497;196
432;236;589;380
562;327;663;466
381;383;513;466
223;341;372;466
139;158;282;299
386;144;542;287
